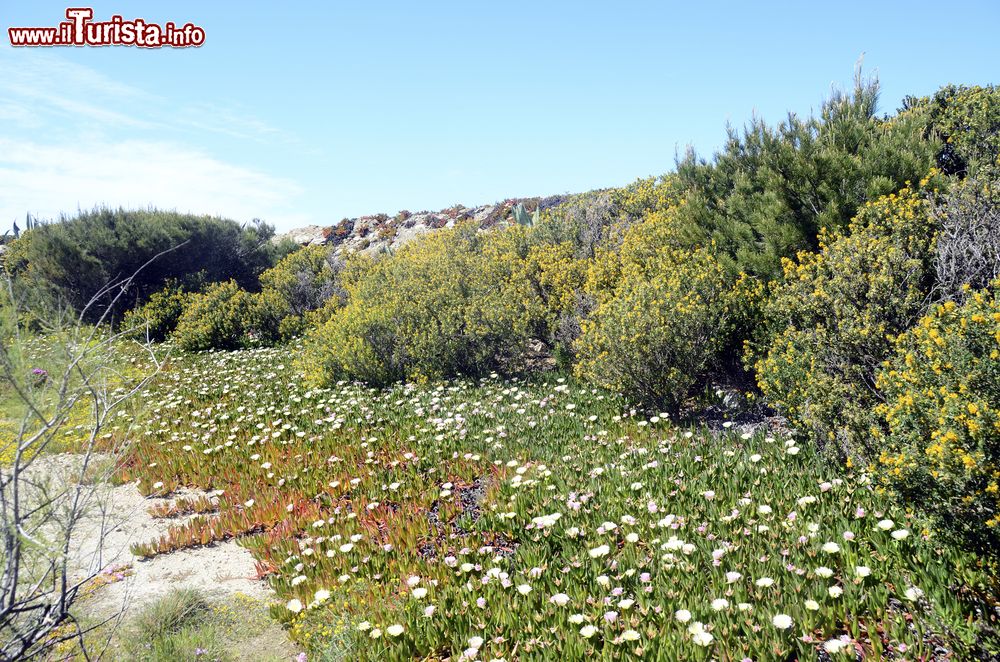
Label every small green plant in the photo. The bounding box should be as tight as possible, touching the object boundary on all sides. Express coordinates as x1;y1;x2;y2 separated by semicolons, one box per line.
511;202;540;228
123;589;225;662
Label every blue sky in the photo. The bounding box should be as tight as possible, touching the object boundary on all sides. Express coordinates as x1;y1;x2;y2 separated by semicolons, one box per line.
1;2;998;232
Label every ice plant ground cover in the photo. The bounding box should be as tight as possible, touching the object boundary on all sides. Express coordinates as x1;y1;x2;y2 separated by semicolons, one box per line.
118;347;996;660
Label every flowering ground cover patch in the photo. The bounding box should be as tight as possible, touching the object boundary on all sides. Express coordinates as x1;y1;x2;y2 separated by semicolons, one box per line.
122;346;997;660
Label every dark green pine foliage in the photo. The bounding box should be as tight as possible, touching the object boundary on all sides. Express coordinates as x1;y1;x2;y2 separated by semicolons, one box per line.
673;71;941;280
3;207;290;323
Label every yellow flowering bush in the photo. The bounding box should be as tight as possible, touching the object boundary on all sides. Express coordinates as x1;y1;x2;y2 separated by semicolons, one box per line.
876;284;1000;550
121;281;191;341
752;183;939;460
172;280;256;351
491;228;588;365
300;223;535;386
575;206;743;411
925;85;1000;178
253;245;346;341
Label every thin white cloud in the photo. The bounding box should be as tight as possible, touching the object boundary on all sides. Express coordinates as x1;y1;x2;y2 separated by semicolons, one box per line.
173;102;288;143
0;137;304;228
0;45;310;227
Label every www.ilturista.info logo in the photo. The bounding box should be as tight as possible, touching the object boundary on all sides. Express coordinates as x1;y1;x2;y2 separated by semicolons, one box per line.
8;8;205;48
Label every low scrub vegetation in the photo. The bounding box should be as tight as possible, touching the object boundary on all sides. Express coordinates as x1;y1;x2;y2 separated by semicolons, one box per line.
5;78;1000;659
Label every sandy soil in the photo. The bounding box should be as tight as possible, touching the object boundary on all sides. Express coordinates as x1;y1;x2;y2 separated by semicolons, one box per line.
11;453;300;659
74;485;273;619
39;460;269;621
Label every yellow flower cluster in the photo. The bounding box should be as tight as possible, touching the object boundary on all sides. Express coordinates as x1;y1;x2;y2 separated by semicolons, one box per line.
751;182;937;460
876;284;1000;537
575;205;747;410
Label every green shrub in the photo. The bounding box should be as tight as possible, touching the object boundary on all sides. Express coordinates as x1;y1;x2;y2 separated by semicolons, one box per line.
123;589;227;662
876;285;1000;551
674;72;939;280
172;281;255;351
260;244;345;317
251;245;346;342
300;224;534;386
910;84;1000;179
751;182;940;461
3;208;281;323
574;206;750;412
481;224;588;357
121;282;191;341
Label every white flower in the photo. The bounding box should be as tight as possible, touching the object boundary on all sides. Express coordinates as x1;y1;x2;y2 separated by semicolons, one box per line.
286;599;303;613
726;571;742;583
580;624;598;638
618;598;635;609
568;613;585;624
468;636;485;649
339;543;354;553
589;544;610;558
877;519;894;530
674;609;692;623
702;490;716;500
824;638;850;653
687;621;714;646
423;605;436;617
386;624;404;637
755;577;775;587
855;565;871;578
621;629;640;641
314;589;330;603
804;599;820;611
772;613;793;629
625;532;639;543
407;575;421;587
828;585;844;598
692;630;714;646
356;621;371;631
550;593;570;607
904;586;924;601
822;542;841;553
516;584;533;595
711;598;729;611
758;505;773;515
244;499;255;508
891;529;909;540
737;602;752;611
786;446;800;455
749;454;762;463
815;566;834;578
412;587;428;599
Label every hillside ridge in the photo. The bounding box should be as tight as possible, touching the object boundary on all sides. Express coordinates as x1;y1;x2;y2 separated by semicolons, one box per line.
274;194;575;253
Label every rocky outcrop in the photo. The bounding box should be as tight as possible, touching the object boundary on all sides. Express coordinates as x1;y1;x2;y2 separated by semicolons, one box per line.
274;195;572;255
